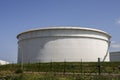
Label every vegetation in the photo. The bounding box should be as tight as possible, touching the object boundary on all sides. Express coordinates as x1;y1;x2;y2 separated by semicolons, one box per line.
0;62;120;80
0;73;120;80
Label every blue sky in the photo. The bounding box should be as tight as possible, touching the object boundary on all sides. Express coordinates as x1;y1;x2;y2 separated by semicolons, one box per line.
0;0;120;62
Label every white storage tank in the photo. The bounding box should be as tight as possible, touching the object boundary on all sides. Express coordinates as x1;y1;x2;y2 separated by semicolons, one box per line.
17;27;111;63
110;51;120;62
0;60;9;65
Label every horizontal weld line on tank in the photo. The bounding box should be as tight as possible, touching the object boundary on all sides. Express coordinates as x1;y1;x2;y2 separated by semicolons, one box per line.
18;36;109;43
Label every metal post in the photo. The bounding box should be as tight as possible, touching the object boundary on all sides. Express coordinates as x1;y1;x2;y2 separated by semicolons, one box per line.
80;59;82;73
50;59;53;72
63;59;66;74
98;58;101;75
38;60;41;72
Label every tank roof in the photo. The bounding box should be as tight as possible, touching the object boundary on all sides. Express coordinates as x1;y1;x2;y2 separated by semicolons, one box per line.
17;27;111;39
110;51;120;53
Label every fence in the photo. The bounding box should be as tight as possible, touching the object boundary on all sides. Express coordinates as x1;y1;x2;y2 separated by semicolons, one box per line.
1;59;120;79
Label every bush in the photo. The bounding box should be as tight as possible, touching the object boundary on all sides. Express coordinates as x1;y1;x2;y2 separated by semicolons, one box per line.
15;69;23;74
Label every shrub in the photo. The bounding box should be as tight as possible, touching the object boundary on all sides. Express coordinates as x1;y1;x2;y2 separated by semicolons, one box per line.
15;69;23;74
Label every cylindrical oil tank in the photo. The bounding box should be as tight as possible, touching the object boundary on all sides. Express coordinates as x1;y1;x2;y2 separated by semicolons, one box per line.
17;27;111;63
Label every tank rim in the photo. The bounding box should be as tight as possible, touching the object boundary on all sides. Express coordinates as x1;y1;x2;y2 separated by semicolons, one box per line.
17;27;111;39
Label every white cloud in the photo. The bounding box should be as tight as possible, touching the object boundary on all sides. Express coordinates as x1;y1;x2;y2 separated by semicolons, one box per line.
117;20;120;24
110;41;120;51
116;18;120;25
111;44;120;48
111;41;116;44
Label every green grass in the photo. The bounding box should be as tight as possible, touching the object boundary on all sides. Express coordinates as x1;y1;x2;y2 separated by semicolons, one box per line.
0;62;120;73
1;62;120;80
0;73;120;80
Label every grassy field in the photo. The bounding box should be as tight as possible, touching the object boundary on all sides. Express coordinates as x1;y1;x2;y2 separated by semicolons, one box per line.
1;72;120;80
0;62;120;80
